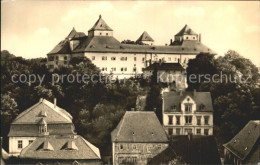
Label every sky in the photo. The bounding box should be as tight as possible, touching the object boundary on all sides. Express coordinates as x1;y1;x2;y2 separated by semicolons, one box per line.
1;1;260;66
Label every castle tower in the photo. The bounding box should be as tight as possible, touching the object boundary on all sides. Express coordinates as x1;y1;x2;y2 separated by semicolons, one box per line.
88;15;113;37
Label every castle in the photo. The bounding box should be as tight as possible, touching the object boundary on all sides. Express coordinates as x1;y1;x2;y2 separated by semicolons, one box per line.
47;15;215;78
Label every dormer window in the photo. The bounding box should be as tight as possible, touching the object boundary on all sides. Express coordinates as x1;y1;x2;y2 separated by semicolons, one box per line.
39;118;48;134
171;104;176;110
100;24;102;27
185;104;192;112
199;104;205;110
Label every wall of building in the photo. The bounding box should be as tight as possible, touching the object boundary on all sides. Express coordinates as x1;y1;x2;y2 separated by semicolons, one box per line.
88;30;113;37
47;54;72;70
9;137;37;156
112;142;168;165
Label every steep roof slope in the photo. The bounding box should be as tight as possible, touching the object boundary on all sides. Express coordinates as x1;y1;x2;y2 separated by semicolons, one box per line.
89;15;113;31
111;111;168;143
175;24;197;36
136;31;154;42
163;91;214;112
12;99;73;124
223;120;260;160
20;135;101;160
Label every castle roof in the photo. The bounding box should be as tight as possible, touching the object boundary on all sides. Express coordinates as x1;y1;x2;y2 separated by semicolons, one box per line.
223;120;260;160
111;111;168;143
20;135;101;160
136;31;154;42
89;15;113;31
175;24;197;36
66;27;86;39
163;91;214;113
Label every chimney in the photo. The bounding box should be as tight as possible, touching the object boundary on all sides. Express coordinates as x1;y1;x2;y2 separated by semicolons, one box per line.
170;39;173;45
131;108;135;111
193;89;197;96
199;34;201;42
54;98;57;108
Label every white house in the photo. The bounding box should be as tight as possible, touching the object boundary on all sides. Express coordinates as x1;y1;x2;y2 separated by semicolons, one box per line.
162;90;214;136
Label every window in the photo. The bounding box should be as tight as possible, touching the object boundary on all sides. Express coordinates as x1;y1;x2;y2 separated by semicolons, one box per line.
29;140;34;144
91;56;95;60
56;61;58;65
18;140;23;149
64;61;67;64
134;57;137;61
64;56;67;60
168;115;173;125
121;67;127;72
186;37;189;39
120;144;123;150
106;33;108;36
133;145;137;149
176;116;180;125
111;57;116;61
168;57;171;61
142;57;145;62
197;116;201;125
48;56;54;61
39;124;47;134
185;116;192;125
171;104;176;110
204;116;209;125
111;67;116;71
185;104;192;112
102;56;107;60
120;57;127;61
100;32;102;35
193;37;195;39
133;68;136;72
204;129;209;135
56;56;59;60
185;129;192;134
200;104;205;110
196;129;201;135
176;128;181;135
102;67;107;71
168;128;173;135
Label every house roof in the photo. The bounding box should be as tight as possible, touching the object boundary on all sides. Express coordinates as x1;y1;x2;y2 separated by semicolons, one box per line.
223;120;260;160
89;15;113;31
11;98;73;124
175;24;197;36
111;111;168;143
163;91;214;113
136;31;154;42
148;135;221;165
143;62;185;71
20;135;101;160
48;39;71;55
66;27;86;39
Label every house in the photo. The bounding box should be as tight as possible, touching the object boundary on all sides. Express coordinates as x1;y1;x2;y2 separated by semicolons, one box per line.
47;15;215;78
17;135;102;165
148;135;221;165
162;90;214;136
111;111;169;165
143;62;186;90
8;98;76;156
223;120;260;165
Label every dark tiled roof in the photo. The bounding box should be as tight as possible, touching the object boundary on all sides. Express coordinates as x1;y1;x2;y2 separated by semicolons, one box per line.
136;31;154;42
149;135;221;165
12;99;73;124
8;123;75;137
111;111;168;143
73;36;214;54
223;120;260;160
66;28;86;39
48;39;71;55
89;15;113;31
175;24;197;36
20;135;101;160
163;91;214;112
143;63;185;71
